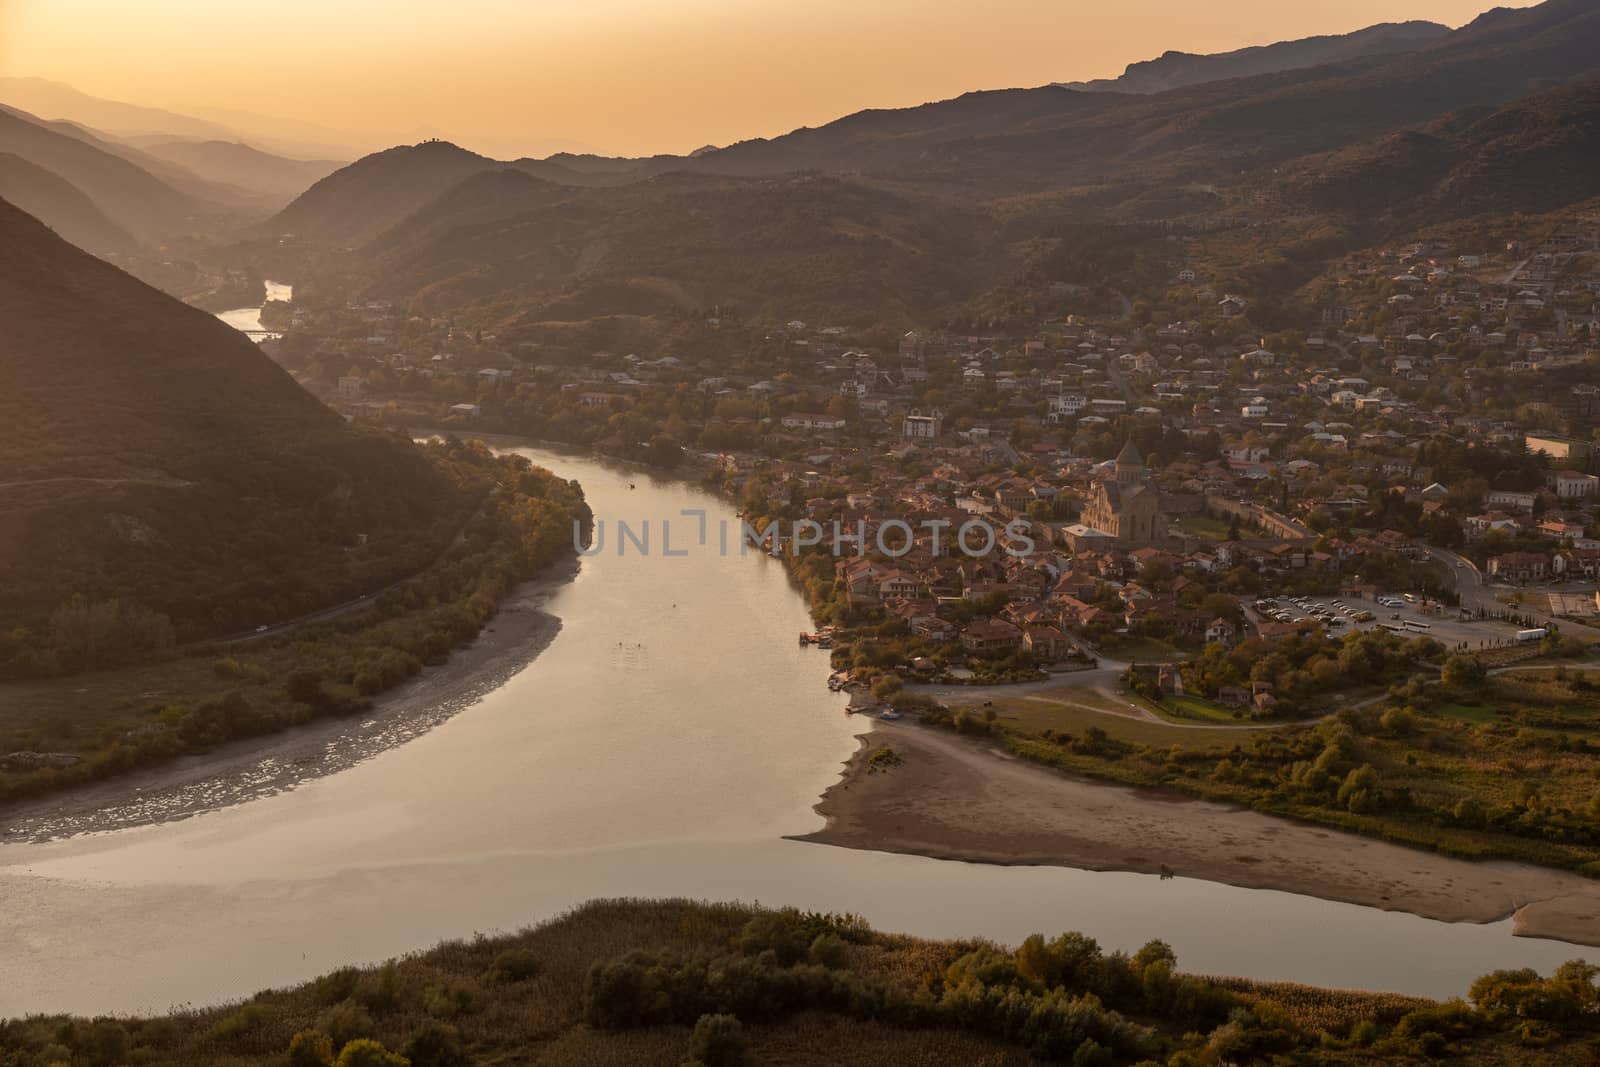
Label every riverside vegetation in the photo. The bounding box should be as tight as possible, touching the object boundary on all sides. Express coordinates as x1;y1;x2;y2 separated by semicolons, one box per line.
927;631;1600;877
3;899;1598;1066
0;438;589;804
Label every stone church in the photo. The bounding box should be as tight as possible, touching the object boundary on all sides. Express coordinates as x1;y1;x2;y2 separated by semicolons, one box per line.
1080;439;1164;547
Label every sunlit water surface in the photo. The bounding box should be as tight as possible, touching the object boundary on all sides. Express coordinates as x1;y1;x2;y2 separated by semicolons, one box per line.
0;447;1588;1016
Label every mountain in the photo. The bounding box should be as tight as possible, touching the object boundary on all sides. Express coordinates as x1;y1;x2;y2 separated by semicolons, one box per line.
0;153;138;255
0;77;359;159
356;172;1001;327
135;138;344;201
0;106;200;240
1285;74;1600;220
1058;21;1450;94
363;168;576;257
0;107;281;211
0;77;242;143
265;140;497;244
0;196;468;642
665;0;1600;193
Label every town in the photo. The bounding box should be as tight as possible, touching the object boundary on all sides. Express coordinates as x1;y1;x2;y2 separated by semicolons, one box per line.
252;209;1600;723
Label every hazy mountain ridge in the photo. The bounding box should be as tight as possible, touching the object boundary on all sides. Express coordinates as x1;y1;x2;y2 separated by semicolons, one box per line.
0;76;361;159
0;152;138;255
129;138;345;202
1057;20;1450;94
0;106;200;241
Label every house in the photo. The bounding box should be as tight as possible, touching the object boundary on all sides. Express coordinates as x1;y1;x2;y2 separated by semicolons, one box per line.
1023;625;1071;662
960;619;1023;654
1551;471;1599;499
1487;552;1549;582
1049;394;1087;420
1204;618;1237;647
1217;685;1252;708
902;413;942;439
878;571;921;600
1487;489;1537;512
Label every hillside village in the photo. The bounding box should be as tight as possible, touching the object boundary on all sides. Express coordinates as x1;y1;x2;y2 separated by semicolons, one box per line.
250;211;1600;712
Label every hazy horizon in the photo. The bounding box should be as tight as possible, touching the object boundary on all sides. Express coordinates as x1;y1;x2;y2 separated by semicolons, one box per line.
1;0;1542;159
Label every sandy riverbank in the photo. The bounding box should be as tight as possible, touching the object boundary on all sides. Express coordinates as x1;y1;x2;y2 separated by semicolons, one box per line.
794;722;1600;948
0;561;578;842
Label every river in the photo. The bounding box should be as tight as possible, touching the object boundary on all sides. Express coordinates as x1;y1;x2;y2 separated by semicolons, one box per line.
0;447;1589;1017
215;280;292;340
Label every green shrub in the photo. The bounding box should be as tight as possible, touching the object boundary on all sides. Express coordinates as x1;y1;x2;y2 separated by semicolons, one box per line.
313;967;362;1006
688;1014;749;1067
808;933;849;970
210;1002;270;1044
334;1037;409;1067
358;962;403;1014
422;980;479;1019
402;1021;470;1067
289;1029;335;1067
483;948;541;983
318;1001;375;1051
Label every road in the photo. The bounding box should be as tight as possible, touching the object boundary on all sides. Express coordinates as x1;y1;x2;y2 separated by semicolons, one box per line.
1103;359;1138;405
1424;545;1561;630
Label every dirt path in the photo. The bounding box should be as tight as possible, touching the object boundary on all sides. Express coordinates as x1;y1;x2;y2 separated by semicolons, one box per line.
795;722;1600;947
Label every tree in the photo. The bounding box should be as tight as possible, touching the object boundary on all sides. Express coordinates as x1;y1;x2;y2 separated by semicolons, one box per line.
401;1022;469;1067
1337;764;1379;812
334;1040;409;1067
1441;655;1486;689
1380;706;1417;737
688;1014;749;1067
290;1031;335;1067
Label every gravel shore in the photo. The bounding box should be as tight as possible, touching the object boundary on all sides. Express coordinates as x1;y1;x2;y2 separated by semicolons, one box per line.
0;561;576;842
794;721;1600;948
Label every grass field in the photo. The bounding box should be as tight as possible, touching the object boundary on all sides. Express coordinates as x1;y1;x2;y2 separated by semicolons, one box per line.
1156;693;1248;725
1176;514;1233;541
1434;700;1499;725
948;688;1241;749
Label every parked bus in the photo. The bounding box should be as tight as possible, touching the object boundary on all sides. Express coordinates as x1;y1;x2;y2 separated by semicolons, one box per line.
1404;620;1431;631
1380;623;1407;633
1517;628;1548;643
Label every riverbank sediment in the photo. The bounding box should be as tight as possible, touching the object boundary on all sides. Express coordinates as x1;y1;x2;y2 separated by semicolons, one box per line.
0;561;576;841
795;722;1600;948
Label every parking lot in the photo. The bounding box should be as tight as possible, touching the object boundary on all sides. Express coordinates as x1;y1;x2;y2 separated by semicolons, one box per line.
1250;593;1525;652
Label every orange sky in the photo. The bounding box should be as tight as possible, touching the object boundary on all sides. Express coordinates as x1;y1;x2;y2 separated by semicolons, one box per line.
0;0;1540;157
